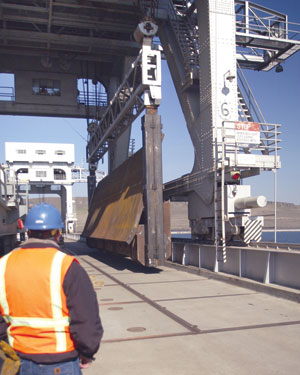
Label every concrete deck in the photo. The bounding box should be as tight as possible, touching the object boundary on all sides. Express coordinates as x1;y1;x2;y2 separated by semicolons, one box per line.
65;239;300;375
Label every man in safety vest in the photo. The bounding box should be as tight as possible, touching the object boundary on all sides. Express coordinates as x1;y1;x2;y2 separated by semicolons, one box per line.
0;203;103;374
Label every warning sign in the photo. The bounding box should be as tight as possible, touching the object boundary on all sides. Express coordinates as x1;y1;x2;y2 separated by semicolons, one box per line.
235;122;260;145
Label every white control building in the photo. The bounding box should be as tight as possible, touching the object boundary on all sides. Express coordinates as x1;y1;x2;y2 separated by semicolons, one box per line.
5;142;78;233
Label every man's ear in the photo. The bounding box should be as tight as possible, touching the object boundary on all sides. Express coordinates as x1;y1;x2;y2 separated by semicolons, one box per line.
54;230;61;243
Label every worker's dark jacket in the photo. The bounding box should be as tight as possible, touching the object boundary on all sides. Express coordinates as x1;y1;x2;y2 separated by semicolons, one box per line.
0;238;103;364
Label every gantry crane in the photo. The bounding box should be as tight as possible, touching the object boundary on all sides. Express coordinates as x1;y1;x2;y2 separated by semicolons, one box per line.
85;0;300;267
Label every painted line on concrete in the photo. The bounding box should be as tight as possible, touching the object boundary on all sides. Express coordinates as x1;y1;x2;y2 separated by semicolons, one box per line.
75;254;201;335
154;292;256;303
95;279;208;288
101;320;300;344
102;331;196;344
200;320;300;335
99;292;256;306
125;279;208;286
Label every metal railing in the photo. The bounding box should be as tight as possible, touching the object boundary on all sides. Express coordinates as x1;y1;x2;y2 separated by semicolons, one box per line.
236;63;281;155
217;121;281;169
167;0;199;76
77;91;107;107
71;167;105;182
235;3;300;67
235;14;300;42
86;51;145;163
237;63;265;124
0;86;15;101
0;165;8;204
0;165;17;206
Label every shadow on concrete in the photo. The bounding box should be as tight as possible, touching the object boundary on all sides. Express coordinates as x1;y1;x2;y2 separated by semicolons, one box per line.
65;240;162;274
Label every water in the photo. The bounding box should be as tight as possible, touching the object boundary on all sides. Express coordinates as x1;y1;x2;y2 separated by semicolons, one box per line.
172;231;300;244
261;231;300;244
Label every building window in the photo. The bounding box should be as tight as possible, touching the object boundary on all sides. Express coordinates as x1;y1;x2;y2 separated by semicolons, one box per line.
16;168;28;174
16;149;26;154
32;79;61;96
35;150;46;155
55;150;65;156
0;73;15;102
54;169;66;180
36;171;47;178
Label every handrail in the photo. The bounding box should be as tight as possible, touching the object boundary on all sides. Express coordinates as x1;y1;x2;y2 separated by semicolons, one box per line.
0;165;8;204
167;0;199;75
77;91;107;107
236;62;277;154
235;15;300;42
0;165;17;206
218;121;281;166
0;86;15;101
237;63;266;124
86;52;146;163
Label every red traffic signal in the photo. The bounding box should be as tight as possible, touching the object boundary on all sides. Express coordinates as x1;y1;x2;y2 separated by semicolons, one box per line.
230;171;240;181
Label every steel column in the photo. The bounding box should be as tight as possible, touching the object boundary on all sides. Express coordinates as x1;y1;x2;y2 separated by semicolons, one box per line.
87;173;96;208
142;109;164;266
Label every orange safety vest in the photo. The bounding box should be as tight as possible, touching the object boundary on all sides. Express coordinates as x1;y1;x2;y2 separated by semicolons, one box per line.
0;247;77;354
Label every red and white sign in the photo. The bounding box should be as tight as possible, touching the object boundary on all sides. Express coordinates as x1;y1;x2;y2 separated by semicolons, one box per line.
235;122;260;145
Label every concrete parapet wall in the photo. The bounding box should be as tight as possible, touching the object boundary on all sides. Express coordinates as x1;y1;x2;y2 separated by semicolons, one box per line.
171;240;300;292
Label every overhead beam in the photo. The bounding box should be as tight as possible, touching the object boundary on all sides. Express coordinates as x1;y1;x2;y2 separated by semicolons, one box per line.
0;101;106;119
53;0;138;12
0;49;120;66
1;1;137;12
0;29;139;54
1;14;136;34
0;4;48;13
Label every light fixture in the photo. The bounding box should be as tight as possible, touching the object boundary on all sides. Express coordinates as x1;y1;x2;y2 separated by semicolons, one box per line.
230;171;241;181
222;70;236;95
225;70;236;82
275;64;283;73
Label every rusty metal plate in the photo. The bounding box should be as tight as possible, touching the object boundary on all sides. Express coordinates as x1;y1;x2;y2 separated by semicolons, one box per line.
83;149;143;244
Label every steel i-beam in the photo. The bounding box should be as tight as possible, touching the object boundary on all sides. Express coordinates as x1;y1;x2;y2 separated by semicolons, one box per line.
142;108;164;266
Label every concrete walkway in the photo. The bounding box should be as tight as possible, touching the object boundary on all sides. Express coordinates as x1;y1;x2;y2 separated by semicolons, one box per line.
66;240;300;375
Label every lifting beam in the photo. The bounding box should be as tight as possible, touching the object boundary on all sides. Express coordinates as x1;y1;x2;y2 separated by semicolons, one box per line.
85;20;166;266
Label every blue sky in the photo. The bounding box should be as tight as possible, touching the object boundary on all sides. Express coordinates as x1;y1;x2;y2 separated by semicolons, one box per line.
1;0;300;203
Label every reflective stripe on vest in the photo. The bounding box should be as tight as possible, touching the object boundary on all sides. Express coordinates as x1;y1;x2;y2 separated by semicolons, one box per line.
0;249;75;353
0;254;10;317
50;251;68;351
5;316;70;328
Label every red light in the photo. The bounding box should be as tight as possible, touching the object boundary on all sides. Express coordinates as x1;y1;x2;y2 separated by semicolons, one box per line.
231;172;240;180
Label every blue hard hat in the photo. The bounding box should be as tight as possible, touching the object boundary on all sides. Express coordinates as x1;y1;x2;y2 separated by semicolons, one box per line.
25;203;64;230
